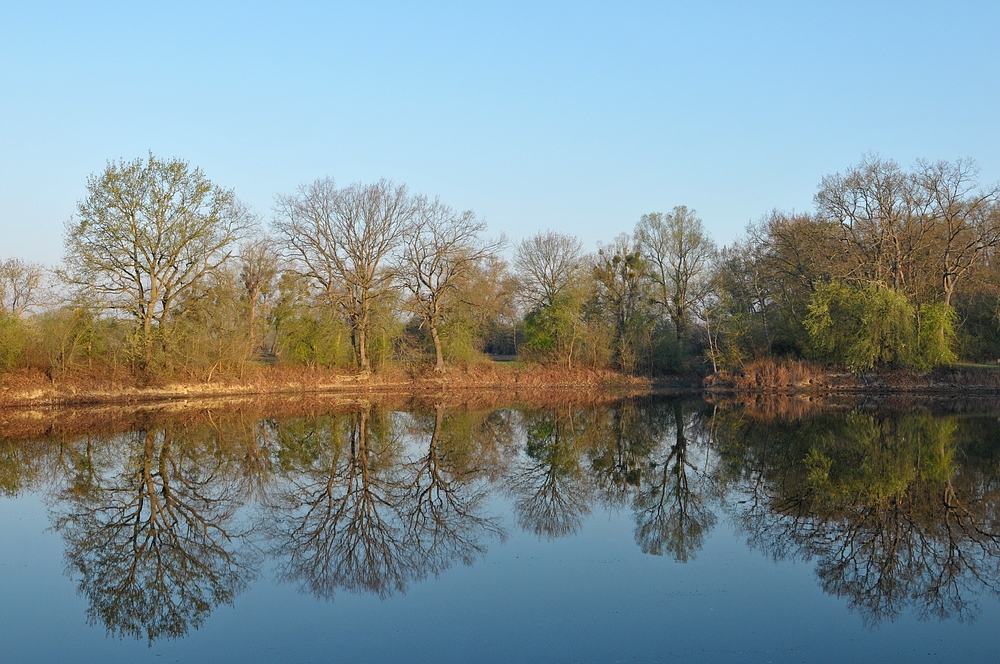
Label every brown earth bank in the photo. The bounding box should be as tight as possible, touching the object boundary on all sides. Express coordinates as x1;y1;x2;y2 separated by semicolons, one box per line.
0;363;656;410
3;366;999;443
4;359;1000;407
0;376;662;444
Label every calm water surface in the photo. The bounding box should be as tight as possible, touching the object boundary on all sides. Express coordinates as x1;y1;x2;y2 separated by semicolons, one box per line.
2;395;999;662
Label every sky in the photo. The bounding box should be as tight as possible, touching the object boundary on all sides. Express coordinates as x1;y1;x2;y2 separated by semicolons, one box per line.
2;1;999;266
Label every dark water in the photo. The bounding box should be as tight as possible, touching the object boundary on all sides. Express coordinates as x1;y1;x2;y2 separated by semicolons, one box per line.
2;395;1000;662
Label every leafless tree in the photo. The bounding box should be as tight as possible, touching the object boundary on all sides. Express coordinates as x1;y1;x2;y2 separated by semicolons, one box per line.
0;257;44;317
513;230;586;310
814;154;932;290
915;159;1000;306
274;178;416;371
399;198;502;370
238;236;281;345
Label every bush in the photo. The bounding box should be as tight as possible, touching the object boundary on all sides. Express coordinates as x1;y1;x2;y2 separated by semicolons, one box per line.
804;282;956;372
0;315;31;372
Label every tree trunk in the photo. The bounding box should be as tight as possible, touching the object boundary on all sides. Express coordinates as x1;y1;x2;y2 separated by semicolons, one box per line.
431;324;444;372
142;315;154;371
673;308;686;354
357;301;371;371
358;325;370;371
704;311;718;374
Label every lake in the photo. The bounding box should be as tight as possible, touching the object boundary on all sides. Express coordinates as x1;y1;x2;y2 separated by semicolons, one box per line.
1;393;999;662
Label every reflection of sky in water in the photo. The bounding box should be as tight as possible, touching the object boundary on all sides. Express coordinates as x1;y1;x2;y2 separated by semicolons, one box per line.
0;399;999;662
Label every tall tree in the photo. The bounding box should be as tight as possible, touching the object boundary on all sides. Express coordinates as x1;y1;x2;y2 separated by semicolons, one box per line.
514;231;592;368
238;236;281;349
399;198;501;371
514;230;585;310
636;206;717;350
814;155;931;291
592;234;650;371
63;154;251;369
275;178;416;371
915;159;1000;306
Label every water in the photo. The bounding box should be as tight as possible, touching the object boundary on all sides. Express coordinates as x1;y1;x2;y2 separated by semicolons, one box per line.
1;394;999;662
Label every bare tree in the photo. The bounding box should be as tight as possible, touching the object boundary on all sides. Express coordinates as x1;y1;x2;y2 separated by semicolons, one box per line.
635;206;717;349
274;178;416;371
814;154;932;290
0;257;44;317
513;230;586;310
915;159;1000;306
63;154;252;369
400;198;502;371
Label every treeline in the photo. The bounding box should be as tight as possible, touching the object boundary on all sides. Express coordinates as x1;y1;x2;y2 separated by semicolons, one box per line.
2;153;1000;380
711;156;1000;372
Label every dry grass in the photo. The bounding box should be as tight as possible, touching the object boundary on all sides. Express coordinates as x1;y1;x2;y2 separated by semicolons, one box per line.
0;362;651;409
715;359;830;391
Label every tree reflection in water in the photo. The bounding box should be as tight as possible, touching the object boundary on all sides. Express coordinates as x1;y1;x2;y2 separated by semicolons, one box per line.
717;407;1000;624
402;404;507;576
505;408;594;539
265;406;410;598
632;401;718;562
264;403;506;600
9;396;1000;642
51;422;259;642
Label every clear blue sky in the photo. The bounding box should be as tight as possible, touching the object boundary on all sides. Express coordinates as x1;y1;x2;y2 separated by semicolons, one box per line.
2;1;999;266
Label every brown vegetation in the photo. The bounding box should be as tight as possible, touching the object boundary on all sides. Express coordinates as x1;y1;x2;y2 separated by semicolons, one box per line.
0;376;653;443
0;363;652;409
706;359;836;391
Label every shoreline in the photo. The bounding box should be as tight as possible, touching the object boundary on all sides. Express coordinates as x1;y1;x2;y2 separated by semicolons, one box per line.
0;365;662;409
2;363;1000;409
2;367;999;443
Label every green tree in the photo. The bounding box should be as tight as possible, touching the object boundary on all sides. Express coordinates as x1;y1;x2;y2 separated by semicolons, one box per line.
635;206;716;352
0;314;31;371
592;234;653;372
804;282;955;372
804;282;914;372
63;154;252;371
515;231;594;369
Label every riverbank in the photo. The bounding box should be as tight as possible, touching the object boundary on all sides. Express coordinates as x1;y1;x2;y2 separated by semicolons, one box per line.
702;361;1000;395
0;363;658;409
3;360;999;410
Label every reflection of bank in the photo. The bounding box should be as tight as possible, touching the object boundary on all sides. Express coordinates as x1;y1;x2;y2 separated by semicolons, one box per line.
30;397;1000;640
264;404;505;600
718;408;1000;624
52;425;257;643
